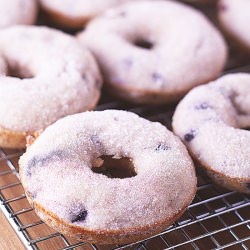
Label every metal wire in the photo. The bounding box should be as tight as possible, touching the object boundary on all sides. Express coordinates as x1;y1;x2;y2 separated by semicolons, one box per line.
1;4;250;250
0;103;250;250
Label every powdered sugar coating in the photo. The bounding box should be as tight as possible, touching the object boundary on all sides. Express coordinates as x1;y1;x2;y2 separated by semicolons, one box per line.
218;0;250;52
0;26;102;138
39;0;137;29
19;110;196;243
78;0;227;104
0;0;37;28
173;73;250;183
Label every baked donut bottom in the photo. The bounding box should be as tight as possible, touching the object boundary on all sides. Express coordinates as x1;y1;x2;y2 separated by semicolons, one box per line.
103;81;208;105
0;102;98;149
189;151;250;194
218;23;250;56
40;8;89;30
26;191;194;245
173;133;250;195
0;126;27;148
217;0;250;55
172;130;250;195
205;167;250;194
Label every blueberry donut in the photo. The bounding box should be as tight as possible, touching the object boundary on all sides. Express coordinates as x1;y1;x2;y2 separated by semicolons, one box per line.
218;0;250;53
0;26;102;148
19;110;197;244
0;0;37;28
78;0;227;104
173;73;250;193
39;0;135;29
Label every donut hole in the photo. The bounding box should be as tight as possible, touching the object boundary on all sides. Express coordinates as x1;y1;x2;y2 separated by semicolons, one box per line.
92;155;136;179
7;63;34;79
133;38;154;49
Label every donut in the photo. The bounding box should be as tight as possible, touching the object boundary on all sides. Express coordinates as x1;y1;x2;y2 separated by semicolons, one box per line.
218;0;250;53
0;25;102;149
218;0;250;49
39;0;135;29
77;0;227;105
172;73;250;194
0;0;37;28
19;110;197;244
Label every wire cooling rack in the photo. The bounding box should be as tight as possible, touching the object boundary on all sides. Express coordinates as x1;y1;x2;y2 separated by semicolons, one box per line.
1;72;250;250
1;2;250;250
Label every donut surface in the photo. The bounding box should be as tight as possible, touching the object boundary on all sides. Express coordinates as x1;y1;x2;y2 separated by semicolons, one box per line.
172;73;250;193
19;110;197;244
218;0;250;53
78;0;227;104
39;0;135;29
0;0;37;28
0;25;102;148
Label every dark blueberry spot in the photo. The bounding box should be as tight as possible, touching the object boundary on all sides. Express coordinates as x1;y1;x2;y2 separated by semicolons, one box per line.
195;102;213;110
184;133;195;142
123;58;133;68
152;73;165;85
27;190;37;199
134;39;153;49
195;40;203;51
113;117;119;121
26;157;38;177
95;78;102;88
71;209;88;223
118;11;126;17
81;73;86;80
184;130;196;142
155;143;170;151
90;134;101;145
246;183;250;190
26;150;69;177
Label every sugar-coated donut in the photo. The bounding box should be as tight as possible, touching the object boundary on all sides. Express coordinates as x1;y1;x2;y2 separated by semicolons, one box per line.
78;0;227;104
0;25;102;149
0;0;37;28
218;0;250;53
39;0;135;29
19;110;197;245
173;73;250;193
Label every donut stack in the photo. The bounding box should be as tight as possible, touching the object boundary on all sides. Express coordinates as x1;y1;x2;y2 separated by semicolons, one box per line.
0;0;248;246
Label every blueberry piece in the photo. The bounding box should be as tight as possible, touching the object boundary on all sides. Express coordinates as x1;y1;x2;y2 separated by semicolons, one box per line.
95;78;102;88
26;150;68;177
118;11;126;17
26;157;38;177
152;73;164;84
195;102;212;110
71;209;88;223
155;143;170;151
90;134;101;145
27;190;37;199
81;72;86;80
123;58;133;68
184;130;196;142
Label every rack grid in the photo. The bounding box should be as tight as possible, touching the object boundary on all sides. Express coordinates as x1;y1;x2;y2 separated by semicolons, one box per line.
1;2;250;250
1;92;250;250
